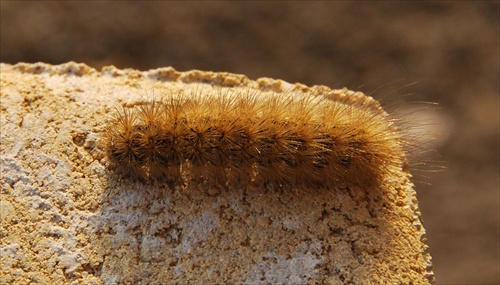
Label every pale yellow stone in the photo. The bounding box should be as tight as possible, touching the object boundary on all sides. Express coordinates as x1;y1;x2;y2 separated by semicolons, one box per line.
0;62;434;284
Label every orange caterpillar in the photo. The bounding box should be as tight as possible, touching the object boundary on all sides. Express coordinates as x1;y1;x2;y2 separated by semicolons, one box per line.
103;88;406;188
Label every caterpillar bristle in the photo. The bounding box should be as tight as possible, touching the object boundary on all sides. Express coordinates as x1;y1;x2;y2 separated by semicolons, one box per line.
103;88;408;189
105;107;146;179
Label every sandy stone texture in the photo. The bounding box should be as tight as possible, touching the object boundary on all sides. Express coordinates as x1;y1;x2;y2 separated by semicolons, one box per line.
0;62;434;284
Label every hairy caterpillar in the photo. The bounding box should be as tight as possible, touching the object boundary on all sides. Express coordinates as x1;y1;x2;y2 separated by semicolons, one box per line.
103;88;406;188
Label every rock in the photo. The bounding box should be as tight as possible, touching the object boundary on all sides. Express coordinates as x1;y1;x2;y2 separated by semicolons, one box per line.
0;62;434;284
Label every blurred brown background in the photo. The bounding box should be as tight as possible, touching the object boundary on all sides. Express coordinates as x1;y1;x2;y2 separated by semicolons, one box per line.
1;2;498;284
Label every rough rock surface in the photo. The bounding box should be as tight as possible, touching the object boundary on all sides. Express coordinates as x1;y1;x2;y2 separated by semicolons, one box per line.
0;62;434;284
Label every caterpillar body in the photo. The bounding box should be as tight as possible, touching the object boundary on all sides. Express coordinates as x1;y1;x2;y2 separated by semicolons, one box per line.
103;88;406;188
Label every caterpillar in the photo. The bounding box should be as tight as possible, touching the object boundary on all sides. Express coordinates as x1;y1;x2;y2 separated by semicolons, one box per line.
103;87;406;188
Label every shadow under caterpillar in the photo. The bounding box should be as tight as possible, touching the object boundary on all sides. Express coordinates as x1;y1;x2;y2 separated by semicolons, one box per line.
103;88;406;188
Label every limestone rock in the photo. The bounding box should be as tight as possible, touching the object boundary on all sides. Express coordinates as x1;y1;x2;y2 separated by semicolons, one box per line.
0;62;434;284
